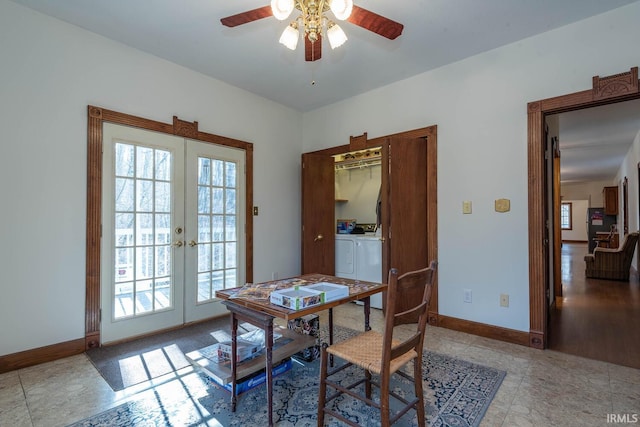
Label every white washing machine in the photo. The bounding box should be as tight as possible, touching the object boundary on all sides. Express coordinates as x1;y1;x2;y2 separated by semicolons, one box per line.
335;234;357;279
335;234;383;309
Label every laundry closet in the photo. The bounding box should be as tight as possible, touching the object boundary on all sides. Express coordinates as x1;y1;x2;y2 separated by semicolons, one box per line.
333;148;384;309
301;129;433;318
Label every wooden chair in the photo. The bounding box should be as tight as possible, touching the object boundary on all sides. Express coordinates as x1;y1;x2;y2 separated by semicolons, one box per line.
317;261;437;427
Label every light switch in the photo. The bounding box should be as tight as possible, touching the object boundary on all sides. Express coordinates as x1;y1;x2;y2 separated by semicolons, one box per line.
462;201;472;214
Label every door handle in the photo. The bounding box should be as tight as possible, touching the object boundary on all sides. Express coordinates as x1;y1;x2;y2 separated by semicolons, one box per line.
314;234;324;242
173;240;184;248
188;240;198;247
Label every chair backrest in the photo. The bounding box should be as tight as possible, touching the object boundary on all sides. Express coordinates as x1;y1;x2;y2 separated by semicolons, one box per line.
621;232;639;261
382;260;437;365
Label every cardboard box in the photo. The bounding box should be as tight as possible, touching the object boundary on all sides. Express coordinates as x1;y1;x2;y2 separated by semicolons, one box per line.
270;286;325;310
212;358;293;395
305;282;349;302
186;327;313;386
216;329;278;363
216;339;262;363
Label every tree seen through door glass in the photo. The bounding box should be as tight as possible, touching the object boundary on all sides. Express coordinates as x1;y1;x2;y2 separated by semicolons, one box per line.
197;157;238;302
112;142;173;319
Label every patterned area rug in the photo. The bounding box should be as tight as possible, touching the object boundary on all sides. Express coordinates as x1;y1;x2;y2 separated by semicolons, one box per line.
71;326;505;427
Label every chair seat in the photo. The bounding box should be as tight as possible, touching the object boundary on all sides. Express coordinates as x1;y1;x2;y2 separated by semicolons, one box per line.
327;330;418;376
318;261;437;427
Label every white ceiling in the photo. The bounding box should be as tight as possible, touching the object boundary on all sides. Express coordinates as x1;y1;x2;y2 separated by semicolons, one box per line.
552;99;640;184
9;0;640;183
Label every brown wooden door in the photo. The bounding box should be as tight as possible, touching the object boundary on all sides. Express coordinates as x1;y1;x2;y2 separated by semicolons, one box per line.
381;137;428;312
301;153;335;274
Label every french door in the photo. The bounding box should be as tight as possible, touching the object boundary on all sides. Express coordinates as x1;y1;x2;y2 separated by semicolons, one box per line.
101;123;245;343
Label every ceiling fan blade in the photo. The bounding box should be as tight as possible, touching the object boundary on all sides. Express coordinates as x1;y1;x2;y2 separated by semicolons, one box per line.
305;34;322;62
220;5;273;27
347;5;403;40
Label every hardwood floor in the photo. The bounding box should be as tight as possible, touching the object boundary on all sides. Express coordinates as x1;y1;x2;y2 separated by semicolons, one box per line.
549;242;640;369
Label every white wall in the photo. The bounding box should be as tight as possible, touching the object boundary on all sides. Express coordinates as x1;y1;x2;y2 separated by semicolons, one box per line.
562;180;616;206
561;200;589;241
335;165;381;225
302;2;640;332
615;129;640;269
0;0;303;356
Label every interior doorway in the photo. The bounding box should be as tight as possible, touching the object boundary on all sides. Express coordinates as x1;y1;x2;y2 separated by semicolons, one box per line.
527;67;640;350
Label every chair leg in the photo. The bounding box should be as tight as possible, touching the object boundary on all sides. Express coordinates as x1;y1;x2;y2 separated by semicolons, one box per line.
317;345;328;427
365;369;372;399
413;359;426;426
380;374;391;427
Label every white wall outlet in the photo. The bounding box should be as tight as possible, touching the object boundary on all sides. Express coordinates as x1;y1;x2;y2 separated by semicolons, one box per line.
500;293;509;307
464;289;472;303
462;201;472;214
272;272;278;280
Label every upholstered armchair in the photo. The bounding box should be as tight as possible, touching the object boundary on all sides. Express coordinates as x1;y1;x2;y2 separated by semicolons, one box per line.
584;231;639;280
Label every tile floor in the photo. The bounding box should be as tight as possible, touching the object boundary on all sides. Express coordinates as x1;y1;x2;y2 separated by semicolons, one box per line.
1;303;639;427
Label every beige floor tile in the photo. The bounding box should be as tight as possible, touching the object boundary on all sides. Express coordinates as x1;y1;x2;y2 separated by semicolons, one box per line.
18;355;118;427
0;371;32;427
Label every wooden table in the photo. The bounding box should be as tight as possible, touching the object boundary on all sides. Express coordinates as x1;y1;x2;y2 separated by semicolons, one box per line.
215;274;386;427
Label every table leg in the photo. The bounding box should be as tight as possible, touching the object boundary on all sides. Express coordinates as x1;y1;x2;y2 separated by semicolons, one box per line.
363;296;371;331
265;319;274;427
328;307;334;344
230;314;238;412
220;300;277;426
328;307;334;367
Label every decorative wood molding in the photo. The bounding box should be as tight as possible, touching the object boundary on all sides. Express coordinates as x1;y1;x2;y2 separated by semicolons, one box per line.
592;67;639;101
427;311;439;326
88;105;103;119
349;132;367;151
437;314;530;347
85;332;100;349
86;107;103;343
527;101;541;113
529;332;544;349
173;116;199;138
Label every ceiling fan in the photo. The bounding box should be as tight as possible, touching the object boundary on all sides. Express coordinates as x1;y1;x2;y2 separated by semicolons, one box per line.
220;0;404;62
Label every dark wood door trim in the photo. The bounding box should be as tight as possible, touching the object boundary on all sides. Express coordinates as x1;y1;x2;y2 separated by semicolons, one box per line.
85;106;254;349
528;67;639;349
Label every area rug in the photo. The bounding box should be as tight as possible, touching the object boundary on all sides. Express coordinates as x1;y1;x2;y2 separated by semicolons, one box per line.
75;325;505;427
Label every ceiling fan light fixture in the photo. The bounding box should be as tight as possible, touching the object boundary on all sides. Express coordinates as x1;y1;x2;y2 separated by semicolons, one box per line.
279;22;299;50
271;0;295;21
329;0;353;20
327;22;347;49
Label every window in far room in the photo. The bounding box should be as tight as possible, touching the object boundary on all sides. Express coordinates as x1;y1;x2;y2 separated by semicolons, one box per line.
561;202;572;230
